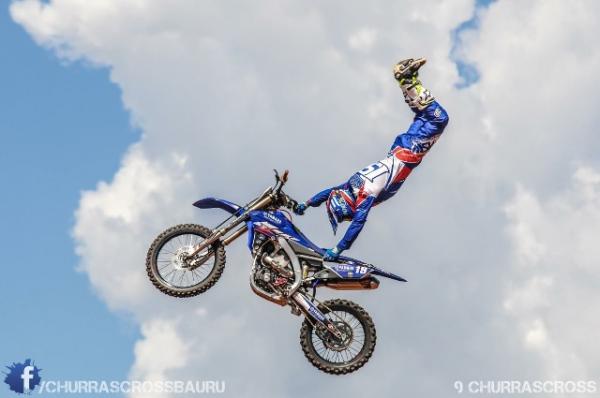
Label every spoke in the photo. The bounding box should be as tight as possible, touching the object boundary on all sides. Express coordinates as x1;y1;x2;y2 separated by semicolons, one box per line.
193;269;205;283
342;349;350;363
350;340;364;350
313;339;325;350
169;236;182;250
168;270;177;283
198;264;213;277
312;338;327;354
325;349;333;362
163;268;177;283
166;238;179;252
162;269;175;280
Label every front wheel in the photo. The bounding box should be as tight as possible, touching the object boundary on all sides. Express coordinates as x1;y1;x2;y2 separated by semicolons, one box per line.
146;224;226;298
300;299;376;375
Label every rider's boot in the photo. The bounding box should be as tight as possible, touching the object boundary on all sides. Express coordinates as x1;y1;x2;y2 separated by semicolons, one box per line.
393;58;435;111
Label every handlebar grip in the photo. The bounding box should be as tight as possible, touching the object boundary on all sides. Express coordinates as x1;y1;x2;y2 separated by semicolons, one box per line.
281;170;289;183
289;199;298;210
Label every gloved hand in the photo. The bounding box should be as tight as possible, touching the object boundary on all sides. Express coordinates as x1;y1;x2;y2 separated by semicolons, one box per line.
294;202;307;215
323;247;341;261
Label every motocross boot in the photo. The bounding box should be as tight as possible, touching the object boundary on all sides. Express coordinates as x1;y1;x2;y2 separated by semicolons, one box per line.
393;58;434;111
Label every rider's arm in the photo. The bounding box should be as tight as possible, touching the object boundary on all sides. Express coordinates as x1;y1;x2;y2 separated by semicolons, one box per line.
335;196;375;252
305;183;346;207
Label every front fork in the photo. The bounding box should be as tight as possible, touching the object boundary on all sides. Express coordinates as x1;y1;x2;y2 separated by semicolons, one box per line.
186;224;248;270
188;191;275;258
291;292;343;339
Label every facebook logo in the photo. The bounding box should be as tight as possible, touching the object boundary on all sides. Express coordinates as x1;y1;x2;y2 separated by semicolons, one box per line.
3;359;42;394
21;365;35;392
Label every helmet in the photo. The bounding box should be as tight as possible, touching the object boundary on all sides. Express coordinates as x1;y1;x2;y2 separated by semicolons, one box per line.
326;189;355;234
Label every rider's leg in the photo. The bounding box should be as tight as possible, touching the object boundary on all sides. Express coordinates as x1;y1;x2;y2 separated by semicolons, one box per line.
394;58;435;112
389;58;449;157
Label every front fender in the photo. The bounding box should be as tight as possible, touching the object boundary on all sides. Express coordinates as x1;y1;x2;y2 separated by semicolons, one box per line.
193;197;242;215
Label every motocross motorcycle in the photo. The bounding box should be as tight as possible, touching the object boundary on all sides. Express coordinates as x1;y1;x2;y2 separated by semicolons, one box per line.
146;170;406;374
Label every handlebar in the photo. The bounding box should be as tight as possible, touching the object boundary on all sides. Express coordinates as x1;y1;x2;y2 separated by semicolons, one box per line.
273;169;289;193
272;169;298;211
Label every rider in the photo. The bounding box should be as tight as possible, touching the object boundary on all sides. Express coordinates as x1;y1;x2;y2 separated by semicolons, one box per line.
294;58;449;261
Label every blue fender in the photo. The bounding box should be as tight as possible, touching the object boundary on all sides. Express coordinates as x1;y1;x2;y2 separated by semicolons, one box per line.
368;265;407;282
193;197;243;215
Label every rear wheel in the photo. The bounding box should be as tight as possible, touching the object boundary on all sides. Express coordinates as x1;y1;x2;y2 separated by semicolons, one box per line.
146;224;225;298
300;299;376;374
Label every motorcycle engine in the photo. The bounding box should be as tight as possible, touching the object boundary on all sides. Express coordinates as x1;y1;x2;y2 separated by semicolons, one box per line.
251;235;296;298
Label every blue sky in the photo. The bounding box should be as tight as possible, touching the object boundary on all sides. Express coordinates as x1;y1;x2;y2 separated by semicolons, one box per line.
0;3;137;386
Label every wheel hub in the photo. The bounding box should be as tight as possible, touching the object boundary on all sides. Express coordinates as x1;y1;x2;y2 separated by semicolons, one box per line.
320;321;353;352
171;247;194;270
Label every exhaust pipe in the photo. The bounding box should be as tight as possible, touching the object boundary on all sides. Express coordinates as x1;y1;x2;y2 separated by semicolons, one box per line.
249;280;287;306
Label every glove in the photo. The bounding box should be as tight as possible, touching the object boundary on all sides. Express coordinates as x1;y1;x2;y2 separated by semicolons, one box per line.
294;202;307;215
323;247;341;261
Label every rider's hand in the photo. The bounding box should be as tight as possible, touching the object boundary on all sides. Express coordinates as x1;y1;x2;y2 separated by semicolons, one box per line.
294;202;307;215
323;247;341;261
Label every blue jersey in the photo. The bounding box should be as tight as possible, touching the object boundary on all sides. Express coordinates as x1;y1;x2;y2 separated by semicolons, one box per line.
307;101;449;251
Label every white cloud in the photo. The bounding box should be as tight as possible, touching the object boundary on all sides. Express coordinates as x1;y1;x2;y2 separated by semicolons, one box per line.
72;145;195;311
348;27;378;51
503;166;600;379
11;0;600;396
130;318;190;396
504;186;547;267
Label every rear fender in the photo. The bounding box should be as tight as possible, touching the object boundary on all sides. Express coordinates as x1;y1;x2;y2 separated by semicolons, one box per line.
368;265;407;282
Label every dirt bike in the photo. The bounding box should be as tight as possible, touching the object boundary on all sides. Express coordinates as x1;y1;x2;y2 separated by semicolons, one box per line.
146;170;406;374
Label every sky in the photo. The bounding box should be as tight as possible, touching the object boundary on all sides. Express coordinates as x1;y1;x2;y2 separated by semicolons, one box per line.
3;0;600;397
0;0;138;384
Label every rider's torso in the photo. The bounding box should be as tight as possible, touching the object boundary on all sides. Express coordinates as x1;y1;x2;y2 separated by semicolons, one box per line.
349;153;413;206
348;135;442;205
347;101;448;207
